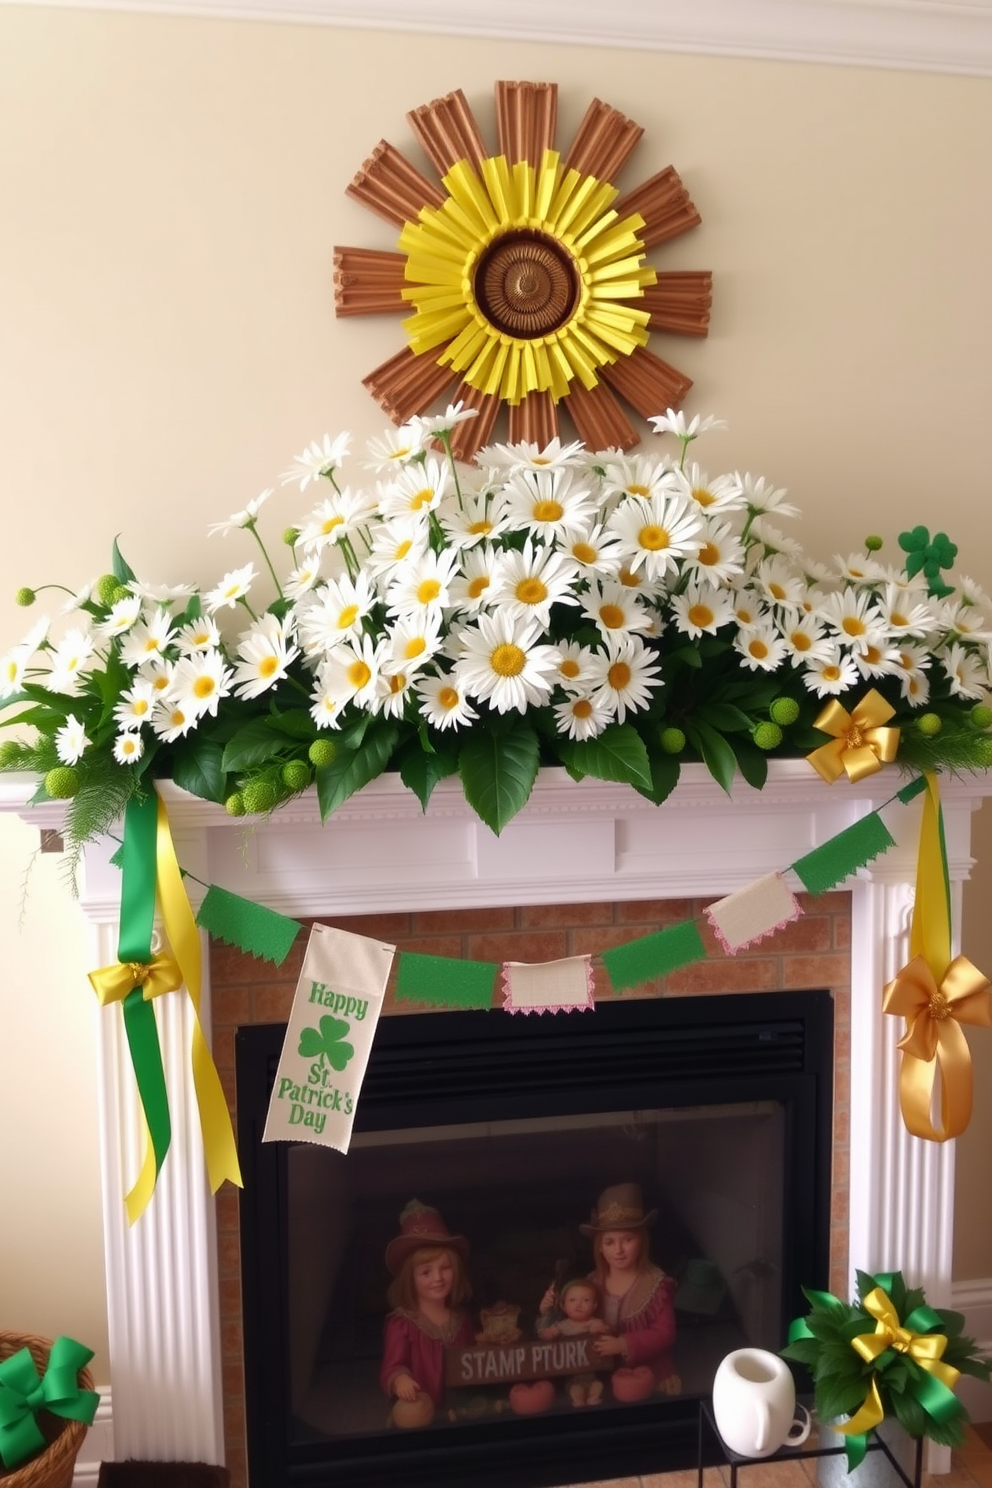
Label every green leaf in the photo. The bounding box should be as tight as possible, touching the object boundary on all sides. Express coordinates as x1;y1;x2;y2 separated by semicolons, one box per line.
111;536;136;584
730;734;769;791
666;645;703;670
458;721;540;835
555;723;652;789
314;723;399;822
633;750;680;806
171;738;227;803
696;702;754;733
398;737;459;811
264;708;315;741
686;719;737;795
221;718;295;772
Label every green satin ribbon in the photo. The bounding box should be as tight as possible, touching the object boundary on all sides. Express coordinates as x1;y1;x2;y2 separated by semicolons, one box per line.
0;1336;99;1469
787;1273;964;1471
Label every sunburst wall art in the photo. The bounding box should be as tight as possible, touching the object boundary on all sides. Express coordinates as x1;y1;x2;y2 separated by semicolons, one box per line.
333;81;711;462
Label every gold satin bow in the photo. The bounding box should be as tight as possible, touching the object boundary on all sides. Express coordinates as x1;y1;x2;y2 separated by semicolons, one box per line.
853;1288;959;1393
88;951;183;1007
806;689;900;784
883;953;991;1141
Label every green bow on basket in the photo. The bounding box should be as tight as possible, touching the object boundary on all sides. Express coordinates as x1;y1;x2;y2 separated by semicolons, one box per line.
782;1270;991;1471
0;1335;99;1470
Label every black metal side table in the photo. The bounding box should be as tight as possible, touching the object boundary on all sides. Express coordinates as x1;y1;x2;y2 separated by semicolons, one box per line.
697;1398;924;1488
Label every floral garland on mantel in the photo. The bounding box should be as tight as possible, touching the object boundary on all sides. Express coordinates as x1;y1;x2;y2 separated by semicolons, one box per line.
4;408;992;1212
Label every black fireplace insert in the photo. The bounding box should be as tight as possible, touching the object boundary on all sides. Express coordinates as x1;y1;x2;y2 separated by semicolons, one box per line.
237;988;833;1488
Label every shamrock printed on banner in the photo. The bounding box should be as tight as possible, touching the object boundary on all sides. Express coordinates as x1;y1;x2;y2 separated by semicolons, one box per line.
298;1015;355;1072
898;526;958;599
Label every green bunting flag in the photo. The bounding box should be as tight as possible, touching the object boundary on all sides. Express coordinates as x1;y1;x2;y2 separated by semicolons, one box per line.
602;919;706;994
791;812;896;897
396;951;498;1009
196;885;303;966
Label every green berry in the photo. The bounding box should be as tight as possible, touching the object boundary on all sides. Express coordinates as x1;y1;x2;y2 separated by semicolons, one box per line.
864;535;883;552
14;587;36;606
658;727;686;756
45;766;79;799
95;574;120;606
970;704;992;730
973;736;992;768
753;721;784;751
110;585;131;606
224;792;246;817
241;778;278;815
281;758;311;792
282;527;300;548
308;738;338;768
917;713;943;738
769;697;800;727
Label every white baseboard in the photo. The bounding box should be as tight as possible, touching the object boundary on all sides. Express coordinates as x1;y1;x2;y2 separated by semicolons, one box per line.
74;1386;113;1487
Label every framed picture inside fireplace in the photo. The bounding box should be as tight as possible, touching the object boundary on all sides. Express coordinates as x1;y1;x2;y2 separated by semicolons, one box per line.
237;989;833;1488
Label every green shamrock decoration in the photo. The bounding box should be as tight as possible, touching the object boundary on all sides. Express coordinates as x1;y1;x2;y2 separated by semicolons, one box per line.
298;1015;354;1071
898;525;958;599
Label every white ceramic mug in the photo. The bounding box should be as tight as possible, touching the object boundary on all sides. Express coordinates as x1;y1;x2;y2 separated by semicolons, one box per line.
712;1348;811;1458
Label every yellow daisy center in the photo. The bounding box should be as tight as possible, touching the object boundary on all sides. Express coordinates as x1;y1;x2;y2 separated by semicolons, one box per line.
394;539;413;560
863;645;883;666
152;674;170;693
438;686;460;710
768;582;787;601
639;525;670;552
692;487;716;507
193;677;216;699
599;604;626;630
560;659;581;680
516;577;548;606
132;699;149;715
389;673;407;694
121;739;138;756
627;483;650;498
467;576;490;600
619;568;642;589
697;542;719;567
532;500;563;522
572;699;593;719
468;520;492;535
822;665;842;683
337;604;359;629
258;656;280;679
491;643;526;677
4;662;17;681
417;579;442;604
748;639;769;660
170;709;186;727
790;632;812;652
321;515;344;535
892;610;909;627
411;488;435;510
572;542;597;564
404;637;427;659
608;661;632;690
348;660;372;689
688;604;714;629
736;608;755;625
842;617;867;637
143;638;161;653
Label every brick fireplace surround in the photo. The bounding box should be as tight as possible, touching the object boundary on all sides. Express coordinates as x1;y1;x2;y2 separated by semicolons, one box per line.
4;760;991;1485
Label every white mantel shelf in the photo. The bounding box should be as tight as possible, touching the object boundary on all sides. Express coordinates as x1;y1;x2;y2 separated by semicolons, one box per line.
3;761;991;1472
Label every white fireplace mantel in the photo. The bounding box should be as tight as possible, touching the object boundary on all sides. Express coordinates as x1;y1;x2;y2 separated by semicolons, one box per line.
4;760;991;1470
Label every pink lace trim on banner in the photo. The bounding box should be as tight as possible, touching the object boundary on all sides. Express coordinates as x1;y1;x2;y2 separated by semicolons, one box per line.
500;960;596;1015
704;899;803;956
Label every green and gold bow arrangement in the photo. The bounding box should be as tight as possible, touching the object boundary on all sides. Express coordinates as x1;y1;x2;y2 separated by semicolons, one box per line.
0;1336;99;1470
782;1270;990;1470
883;772;992;1141
88;788;242;1222
806;689;900;785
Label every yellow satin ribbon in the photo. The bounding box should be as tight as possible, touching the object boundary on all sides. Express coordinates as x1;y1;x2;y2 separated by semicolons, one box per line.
833;1377;885;1438
806;689;900;784
153;790;243;1194
883;773;992;1141
852;1288;960;1392
88;951;183;1006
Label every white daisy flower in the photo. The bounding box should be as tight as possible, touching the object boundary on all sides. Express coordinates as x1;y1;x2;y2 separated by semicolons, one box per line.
113;679;156;730
46;628;95;694
298;487;375;554
555;640;598;695
600;453;681;504
283;557;322;602
754;556;806;611
670;584;735;639
127;580;197;604
879;564;930;595
852;639;902;681
802;650;861;697
408;401;478;439
476;436;586;473
439;491;511;550
416;672;479;731
615;564;665;601
502;466;599;543
688;520;746;586
376;667;417;719
101;594;142;636
281;432;351;490
0;648;29;699
894;644;932;681
900;669;931;707
778;614;834;667
365;517;431;584
139;658;176;698
732;592;770;631
377;458;449;520
113;732;145;765
383;613;443;677
120;609;176;668
203;564;257;614
558;522;624;576
454;611;561;714
297;573;377;654
208;489;272;537
554;692;614;741
941;600;992;642
587;635;664;723
833;552;886;585
487;541;580;626
958;575;992;609
819;588;886;649
607;490;703;580
315;632;384;709
734;626;788;672
648;409;727;441
747;519;804;557
683;463;746;516
364;422;429;473
151;700;199;742
60;580;96;615
170;650;235;719
876;585;935;635
308;679;343;731
232;614;300;699
580;579;653;640
386;548;462;621
175;616;221;654
447;547;501;614
738;473;800;520
942;642;988;699
55;713;91;765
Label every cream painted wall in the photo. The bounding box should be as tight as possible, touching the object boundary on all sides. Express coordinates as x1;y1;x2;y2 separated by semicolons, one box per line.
2;5;992;1385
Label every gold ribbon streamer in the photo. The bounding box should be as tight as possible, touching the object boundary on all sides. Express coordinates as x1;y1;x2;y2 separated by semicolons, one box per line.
806;689;900;784
832;1377;885;1439
852;1288;960;1393
153;790;243;1194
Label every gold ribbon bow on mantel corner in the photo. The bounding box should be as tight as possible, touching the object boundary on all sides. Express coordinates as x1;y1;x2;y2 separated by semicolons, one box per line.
806;688;900;785
883;954;991;1142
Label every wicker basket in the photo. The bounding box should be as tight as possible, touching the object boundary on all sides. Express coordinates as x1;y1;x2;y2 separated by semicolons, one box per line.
0;1332;94;1488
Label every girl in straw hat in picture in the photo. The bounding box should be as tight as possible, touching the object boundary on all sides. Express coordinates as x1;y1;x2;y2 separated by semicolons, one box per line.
543;1183;679;1403
380;1199;475;1423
